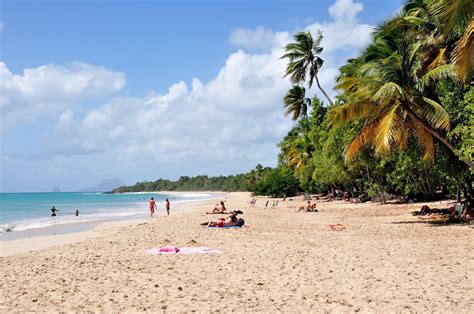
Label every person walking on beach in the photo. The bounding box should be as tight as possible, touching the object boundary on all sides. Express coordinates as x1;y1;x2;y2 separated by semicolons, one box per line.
165;199;170;216
149;197;157;218
51;206;58;217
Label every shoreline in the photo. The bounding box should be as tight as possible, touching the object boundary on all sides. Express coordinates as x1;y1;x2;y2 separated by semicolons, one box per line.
1;193;472;312
0;193;226;257
0;191;224;241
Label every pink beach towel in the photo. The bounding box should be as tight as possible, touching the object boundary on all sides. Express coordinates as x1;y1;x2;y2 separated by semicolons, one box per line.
145;246;221;255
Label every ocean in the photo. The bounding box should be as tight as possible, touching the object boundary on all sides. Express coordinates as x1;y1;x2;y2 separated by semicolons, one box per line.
0;192;219;236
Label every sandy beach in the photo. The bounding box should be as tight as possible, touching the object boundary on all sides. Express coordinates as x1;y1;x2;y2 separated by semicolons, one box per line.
1;192;473;312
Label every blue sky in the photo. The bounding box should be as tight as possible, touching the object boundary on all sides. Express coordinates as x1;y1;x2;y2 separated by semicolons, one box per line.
1;0;403;192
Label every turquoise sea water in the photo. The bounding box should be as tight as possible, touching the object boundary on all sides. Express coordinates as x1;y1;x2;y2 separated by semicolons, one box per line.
0;192;217;233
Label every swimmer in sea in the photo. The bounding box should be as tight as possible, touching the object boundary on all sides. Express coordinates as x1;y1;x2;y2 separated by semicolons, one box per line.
51;206;59;217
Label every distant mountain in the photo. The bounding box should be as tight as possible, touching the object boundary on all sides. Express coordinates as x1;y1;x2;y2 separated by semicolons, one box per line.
81;178;126;192
52;186;61;192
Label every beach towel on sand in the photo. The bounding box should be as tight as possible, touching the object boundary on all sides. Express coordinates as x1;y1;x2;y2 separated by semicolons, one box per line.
207;225;242;229
145;246;220;255
329;224;346;230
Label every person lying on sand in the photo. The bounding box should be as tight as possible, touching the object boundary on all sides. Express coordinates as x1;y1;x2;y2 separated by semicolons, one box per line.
414;205;453;216
201;210;243;227
210;201;227;213
298;201;317;212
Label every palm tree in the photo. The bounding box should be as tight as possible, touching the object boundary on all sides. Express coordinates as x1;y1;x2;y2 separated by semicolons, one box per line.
281;31;334;105
329;21;474;169
389;0;473;82
280;132;314;173
283;86;311;121
431;0;474;83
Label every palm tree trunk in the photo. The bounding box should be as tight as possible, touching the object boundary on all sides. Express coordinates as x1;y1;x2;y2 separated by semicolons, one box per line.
314;75;334;106
404;106;474;169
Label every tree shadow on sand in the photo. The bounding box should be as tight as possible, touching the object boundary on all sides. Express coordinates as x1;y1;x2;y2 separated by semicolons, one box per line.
391;220;473;228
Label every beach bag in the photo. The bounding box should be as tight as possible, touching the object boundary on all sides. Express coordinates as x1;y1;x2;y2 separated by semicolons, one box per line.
237;218;245;227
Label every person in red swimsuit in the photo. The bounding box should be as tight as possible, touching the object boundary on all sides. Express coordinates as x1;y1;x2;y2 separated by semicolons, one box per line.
149;197;157;218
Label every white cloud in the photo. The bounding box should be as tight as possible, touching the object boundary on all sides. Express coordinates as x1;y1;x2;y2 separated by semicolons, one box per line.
44;0;372;168
230;26;278;52
328;0;364;22
47;47;293;165
0;62;126;129
307;0;371;55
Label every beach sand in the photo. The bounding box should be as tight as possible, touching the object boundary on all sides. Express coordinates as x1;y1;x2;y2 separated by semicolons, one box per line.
1;192;473;312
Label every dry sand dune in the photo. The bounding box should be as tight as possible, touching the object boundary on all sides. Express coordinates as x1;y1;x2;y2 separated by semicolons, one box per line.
1;192;473;312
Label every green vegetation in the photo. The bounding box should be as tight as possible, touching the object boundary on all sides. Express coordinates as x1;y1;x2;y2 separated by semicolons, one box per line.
113;174;249;193
116;0;472;201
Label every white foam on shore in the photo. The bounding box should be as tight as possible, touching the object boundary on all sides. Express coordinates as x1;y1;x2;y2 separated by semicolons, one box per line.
0;211;143;233
178;193;212;198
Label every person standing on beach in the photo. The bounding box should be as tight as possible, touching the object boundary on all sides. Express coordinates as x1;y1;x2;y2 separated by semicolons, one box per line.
75;209;79;216
149;197;157;218
51;206;58;217
165;199;170;216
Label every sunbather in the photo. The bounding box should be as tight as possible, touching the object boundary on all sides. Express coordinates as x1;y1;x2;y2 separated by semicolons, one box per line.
210;201;227;213
201;210;243;227
298;201;317;212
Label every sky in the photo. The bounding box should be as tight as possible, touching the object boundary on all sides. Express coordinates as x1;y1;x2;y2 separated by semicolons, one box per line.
0;0;403;192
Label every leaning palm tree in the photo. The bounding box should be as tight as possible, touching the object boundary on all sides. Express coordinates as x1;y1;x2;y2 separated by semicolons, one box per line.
283;86;311;121
329;23;474;169
281;31;334;105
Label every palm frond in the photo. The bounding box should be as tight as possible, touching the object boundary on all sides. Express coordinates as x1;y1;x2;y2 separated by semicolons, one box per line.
374;105;401;155
416;64;458;91
452;21;474;83
395;128;409;151
283;86;309;121
371;82;406;104
345;120;380;161
428;47;448;70
328;102;380;126
430;0;474;37
412;124;435;161
410;97;451;131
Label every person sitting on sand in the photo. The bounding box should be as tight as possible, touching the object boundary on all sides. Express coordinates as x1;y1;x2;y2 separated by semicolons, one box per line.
211;201;227;213
298;201;312;212
201;210;243;227
462;203;473;220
